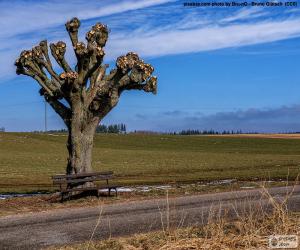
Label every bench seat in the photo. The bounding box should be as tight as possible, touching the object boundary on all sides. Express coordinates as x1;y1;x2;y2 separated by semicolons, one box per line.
52;171;118;202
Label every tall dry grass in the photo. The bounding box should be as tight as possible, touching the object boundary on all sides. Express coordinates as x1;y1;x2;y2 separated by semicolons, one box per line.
158;182;300;250
51;183;299;250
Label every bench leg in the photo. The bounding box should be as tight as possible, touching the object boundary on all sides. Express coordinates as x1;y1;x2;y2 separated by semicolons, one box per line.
115;188;118;197
108;188;111;196
60;192;64;203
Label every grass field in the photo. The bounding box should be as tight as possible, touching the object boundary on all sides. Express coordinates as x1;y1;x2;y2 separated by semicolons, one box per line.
0;132;299;193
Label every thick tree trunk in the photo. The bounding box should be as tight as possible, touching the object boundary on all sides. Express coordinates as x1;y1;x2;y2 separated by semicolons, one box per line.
66;98;99;175
66;127;95;175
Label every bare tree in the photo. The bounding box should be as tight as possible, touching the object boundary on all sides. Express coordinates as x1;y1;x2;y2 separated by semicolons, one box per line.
15;17;157;175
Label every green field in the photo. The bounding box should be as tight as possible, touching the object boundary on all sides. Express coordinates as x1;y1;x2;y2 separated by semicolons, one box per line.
0;132;299;193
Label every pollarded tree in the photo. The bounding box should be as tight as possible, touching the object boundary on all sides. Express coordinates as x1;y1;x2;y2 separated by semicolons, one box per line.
15;18;157;175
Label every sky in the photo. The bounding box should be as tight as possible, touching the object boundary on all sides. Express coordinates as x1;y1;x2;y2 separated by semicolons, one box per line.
0;0;300;132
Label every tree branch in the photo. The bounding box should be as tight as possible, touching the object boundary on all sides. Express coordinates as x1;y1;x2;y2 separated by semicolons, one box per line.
44;94;71;127
65;17;80;48
39;40;56;74
86;64;109;106
116;53;157;93
89;88;119;120
120;76;157;93
85;23;108;71
65;17;89;76
16;64;54;96
88;52;157;118
32;43;61;88
50;42;72;72
83;46;104;84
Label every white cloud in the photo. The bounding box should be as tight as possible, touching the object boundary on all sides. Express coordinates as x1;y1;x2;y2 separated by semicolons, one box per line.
0;0;175;80
1;0;300;80
221;8;267;23
106;18;300;59
0;0;175;38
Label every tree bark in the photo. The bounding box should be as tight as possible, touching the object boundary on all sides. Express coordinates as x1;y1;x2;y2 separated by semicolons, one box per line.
66;98;100;175
66;127;95;175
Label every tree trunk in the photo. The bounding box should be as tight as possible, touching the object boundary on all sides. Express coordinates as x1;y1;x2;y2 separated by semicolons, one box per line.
66;128;95;175
66;99;99;175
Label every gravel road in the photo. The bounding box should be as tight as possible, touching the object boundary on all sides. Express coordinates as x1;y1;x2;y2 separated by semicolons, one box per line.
0;185;299;250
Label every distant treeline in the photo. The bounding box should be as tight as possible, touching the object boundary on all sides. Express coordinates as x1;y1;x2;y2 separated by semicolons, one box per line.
33;129;67;133
96;123;126;134
178;129;245;135
176;130;300;135
32;124;126;134
130;129;246;135
131;130;160;134
131;129;248;135
30;126;300;135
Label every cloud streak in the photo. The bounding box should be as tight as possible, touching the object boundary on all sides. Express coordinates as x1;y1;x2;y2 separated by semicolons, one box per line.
221;8;267;23
1;1;300;80
0;0;175;38
0;0;175;80
107;18;300;58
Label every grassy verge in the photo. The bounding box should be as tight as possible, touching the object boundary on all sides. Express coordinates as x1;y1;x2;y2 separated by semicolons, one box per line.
0;132;300;193
0;180;295;217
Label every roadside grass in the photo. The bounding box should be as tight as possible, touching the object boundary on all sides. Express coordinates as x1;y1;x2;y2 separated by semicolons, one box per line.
48;186;300;250
0;179;295;217
0;132;300;193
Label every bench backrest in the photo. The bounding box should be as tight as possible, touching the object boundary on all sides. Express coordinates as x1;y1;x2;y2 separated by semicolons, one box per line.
52;171;113;179
52;171;114;185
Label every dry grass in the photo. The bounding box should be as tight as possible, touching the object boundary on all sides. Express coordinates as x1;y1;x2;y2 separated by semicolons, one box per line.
0;180;294;217
49;185;300;250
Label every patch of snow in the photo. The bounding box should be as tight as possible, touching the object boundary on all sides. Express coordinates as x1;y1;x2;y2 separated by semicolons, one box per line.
98;187;133;193
0;192;47;200
153;185;172;190
115;187;133;192
47;134;67;136
207;179;236;185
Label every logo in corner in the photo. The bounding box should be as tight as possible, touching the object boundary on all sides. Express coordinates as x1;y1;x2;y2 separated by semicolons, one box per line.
268;235;298;249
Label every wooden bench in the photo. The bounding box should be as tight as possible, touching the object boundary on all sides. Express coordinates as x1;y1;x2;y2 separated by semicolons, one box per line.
52;171;119;202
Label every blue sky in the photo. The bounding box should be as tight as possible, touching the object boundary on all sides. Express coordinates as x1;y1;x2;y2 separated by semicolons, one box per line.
0;0;300;132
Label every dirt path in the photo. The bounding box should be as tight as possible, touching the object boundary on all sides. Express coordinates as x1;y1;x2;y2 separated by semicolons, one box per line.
0;186;299;250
